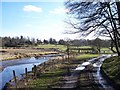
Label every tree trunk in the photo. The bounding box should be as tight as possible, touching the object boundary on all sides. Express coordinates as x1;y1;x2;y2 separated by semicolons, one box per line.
110;41;117;53
116;2;120;25
116;2;120;48
107;3;120;56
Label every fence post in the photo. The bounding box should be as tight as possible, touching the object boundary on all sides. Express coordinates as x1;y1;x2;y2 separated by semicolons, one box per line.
43;62;46;70
25;68;28;82
33;65;37;77
13;70;17;89
52;59;54;69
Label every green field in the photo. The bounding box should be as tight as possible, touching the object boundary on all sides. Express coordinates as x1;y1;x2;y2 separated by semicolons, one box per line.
75;54;100;60
36;44;115;54
36;44;93;52
36;44;67;51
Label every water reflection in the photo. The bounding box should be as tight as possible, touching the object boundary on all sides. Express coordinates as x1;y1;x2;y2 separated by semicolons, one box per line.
75;66;85;70
0;56;50;90
75;55;114;89
82;62;90;66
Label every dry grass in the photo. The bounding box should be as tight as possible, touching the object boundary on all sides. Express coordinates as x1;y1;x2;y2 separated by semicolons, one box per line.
0;48;58;61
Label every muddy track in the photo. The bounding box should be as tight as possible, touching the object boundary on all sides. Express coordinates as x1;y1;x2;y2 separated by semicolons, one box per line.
52;55;115;90
79;66;114;90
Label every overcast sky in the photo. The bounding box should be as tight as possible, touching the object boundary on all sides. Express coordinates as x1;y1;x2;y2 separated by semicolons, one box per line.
1;0;80;41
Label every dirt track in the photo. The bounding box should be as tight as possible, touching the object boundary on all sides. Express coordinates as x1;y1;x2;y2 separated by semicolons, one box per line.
52;55;115;90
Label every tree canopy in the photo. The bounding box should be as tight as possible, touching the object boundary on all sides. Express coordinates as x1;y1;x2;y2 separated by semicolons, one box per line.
65;1;120;56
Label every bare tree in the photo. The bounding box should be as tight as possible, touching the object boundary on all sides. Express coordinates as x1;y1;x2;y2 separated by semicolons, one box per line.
116;2;120;25
65;1;120;56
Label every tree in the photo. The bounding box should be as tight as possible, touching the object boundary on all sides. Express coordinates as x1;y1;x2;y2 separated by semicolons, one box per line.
116;2;120;25
31;38;36;45
52;39;57;44
58;39;66;45
49;38;57;44
65;1;120;56
1;36;35;47
36;39;42;44
92;38;102;53
43;39;48;44
49;38;53;44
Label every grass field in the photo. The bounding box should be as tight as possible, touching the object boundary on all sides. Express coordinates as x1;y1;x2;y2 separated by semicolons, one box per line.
36;44;115;53
36;44;67;51
0;44;117;61
75;54;100;60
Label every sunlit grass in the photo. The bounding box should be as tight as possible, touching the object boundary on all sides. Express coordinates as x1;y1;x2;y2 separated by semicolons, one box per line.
71;46;91;48
75;54;100;60
36;44;67;51
28;68;67;88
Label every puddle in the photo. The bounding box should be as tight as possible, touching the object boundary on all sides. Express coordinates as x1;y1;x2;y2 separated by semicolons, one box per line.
82;62;90;66
75;66;85;70
75;55;115;90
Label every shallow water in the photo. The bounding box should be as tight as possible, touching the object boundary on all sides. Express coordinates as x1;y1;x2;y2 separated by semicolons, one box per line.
75;55;114;90
75;66;85;70
94;55;114;89
0;56;51;90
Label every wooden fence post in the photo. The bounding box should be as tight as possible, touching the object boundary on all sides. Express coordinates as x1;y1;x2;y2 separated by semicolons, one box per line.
25;68;28;82
13;70;17;89
33;65;37;77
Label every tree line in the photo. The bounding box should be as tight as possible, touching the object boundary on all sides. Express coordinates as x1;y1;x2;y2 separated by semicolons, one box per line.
0;36;112;50
0;36;58;47
65;1;120;56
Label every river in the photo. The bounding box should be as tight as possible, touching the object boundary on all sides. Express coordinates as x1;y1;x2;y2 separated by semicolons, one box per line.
0;54;116;90
0;54;58;90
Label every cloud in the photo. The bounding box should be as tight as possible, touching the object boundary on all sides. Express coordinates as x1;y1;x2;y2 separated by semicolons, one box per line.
23;5;42;12
49;7;69;14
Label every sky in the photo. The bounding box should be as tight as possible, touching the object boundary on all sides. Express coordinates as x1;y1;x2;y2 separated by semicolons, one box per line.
1;0;80;41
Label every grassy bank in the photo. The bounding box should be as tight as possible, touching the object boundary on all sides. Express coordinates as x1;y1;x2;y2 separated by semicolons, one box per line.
6;54;100;89
27;68;67;89
102;56;120;86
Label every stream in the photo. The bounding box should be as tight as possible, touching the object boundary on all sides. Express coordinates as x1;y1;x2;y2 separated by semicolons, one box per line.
0;54;61;90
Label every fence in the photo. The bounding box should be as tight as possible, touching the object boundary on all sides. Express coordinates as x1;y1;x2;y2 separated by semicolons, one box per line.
5;54;75;89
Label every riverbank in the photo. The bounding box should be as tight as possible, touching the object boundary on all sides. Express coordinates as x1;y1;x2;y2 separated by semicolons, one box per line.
101;56;120;90
3;54;100;89
3;54;69;89
0;48;59;61
0;66;4;72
